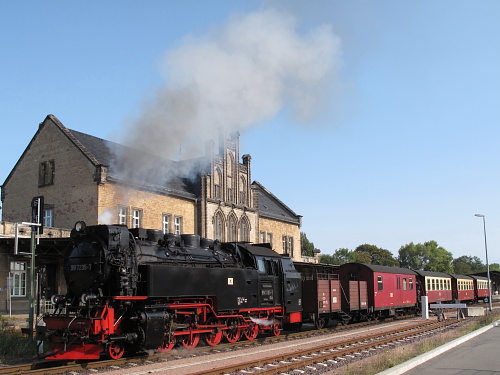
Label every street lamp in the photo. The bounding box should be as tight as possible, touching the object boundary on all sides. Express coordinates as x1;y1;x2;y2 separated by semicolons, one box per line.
474;214;493;312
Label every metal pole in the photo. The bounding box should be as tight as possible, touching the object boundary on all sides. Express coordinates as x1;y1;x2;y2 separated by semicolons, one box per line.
475;214;493;312
28;225;36;340
481;217;493;312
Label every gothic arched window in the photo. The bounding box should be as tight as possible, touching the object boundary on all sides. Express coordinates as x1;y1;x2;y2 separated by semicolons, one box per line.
227;214;237;242
213;212;225;241
239;216;250;242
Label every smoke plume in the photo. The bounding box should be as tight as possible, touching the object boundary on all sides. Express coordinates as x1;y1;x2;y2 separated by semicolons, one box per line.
113;8;341;184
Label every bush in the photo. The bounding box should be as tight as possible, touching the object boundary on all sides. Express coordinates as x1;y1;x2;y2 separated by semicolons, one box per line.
0;315;37;364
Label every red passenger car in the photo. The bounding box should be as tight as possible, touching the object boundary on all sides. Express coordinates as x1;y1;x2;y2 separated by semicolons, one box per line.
469;275;490;302
413;270;453;304
450;274;475;303
337;263;418;320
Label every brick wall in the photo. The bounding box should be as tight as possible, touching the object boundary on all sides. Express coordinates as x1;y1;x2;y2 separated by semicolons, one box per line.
2;118;98;230
97;184;196;233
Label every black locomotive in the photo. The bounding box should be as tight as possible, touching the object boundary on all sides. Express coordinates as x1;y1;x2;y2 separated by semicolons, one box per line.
40;222;302;360
39;222;491;360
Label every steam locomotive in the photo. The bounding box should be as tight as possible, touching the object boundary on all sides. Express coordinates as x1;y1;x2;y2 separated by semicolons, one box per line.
40;222;302;360
39;222;491;360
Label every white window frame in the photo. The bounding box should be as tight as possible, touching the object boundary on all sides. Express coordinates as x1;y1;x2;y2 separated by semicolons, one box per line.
162;214;171;234
174;216;182;235
118;206;128;225
10;262;27;296
44;208;54;227
132;209;142;228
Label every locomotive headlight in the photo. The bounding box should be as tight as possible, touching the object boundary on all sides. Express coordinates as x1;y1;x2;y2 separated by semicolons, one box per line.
74;221;87;232
81;293;98;304
50;294;66;306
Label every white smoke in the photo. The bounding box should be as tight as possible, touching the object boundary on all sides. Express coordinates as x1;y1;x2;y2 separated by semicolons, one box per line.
98;208;114;225
113;8;341;183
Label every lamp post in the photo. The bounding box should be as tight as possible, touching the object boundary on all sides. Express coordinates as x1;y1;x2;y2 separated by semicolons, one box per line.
474;214;493;312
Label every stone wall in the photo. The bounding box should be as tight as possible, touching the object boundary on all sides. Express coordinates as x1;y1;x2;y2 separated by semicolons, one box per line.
2;118;98;229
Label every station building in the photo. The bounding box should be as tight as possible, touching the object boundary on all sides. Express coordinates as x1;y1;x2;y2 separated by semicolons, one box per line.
0;114;318;314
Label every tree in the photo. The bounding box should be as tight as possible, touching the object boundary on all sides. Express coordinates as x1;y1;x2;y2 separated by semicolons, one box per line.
398;240;453;272
320;254;337;265
300;232;315;257
452;256;484;274
354;244;399;267
331;248;354;265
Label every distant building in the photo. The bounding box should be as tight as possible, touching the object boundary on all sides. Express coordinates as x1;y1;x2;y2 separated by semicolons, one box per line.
0;114;317;314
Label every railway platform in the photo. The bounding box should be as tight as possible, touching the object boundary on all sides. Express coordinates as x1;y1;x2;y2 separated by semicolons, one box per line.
378;318;500;375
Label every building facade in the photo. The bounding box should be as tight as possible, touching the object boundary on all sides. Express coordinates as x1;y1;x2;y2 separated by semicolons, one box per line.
0;114;317;314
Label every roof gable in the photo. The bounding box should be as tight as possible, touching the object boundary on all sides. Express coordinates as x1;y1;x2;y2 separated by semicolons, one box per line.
2;114;200;199
252;180;301;225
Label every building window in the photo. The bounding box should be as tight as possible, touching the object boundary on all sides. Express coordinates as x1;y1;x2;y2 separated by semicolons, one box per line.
132;209;142;228
44;208;54;227
118;206;128;225
38;160;55;187
260;231;273;247
239;218;250;242
214;168;222;199
214;213;224;241
282;235;294;257
227;188;233;202
174;216;182;235
227;215;237;242
10;262;27;296
239;177;247;205
162;214;171;234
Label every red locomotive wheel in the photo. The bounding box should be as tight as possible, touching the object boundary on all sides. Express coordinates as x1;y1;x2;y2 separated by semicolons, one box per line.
181;318;200;349
224;329;241;343
243;322;259;341
204;318;223;346
224;318;241;343
106;341;125;360
157;337;176;353
181;333;200;349
272;322;282;337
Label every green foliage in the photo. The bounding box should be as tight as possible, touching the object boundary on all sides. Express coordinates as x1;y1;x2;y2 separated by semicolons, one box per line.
320;248;354;265
490;263;500;271
300;232;316;256
0;315;36;364
354;244;399;266
398;241;453;272
452;255;484;274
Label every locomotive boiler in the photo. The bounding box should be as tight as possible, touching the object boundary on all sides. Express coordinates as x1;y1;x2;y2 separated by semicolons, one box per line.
40;222;302;360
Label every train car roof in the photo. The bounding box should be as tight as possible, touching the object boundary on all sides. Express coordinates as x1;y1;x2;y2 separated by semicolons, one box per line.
412;270;451;278
468;275;489;281
235;243;281;258
449;274;474;280
340;263;417;275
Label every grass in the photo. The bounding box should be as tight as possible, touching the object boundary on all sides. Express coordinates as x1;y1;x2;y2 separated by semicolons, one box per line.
341;312;500;375
0;314;37;364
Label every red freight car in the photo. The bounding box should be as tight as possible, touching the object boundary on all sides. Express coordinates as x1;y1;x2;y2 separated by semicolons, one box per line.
337;263;418;321
413;270;453;304
294;262;342;328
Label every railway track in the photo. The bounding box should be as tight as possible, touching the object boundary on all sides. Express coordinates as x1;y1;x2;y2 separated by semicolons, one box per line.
173;319;461;375
0;317;466;375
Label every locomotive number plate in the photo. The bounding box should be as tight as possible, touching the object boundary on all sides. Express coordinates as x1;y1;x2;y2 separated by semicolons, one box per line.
70;264;92;271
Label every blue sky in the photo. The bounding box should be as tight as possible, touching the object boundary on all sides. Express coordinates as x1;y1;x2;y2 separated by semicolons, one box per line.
1;1;499;264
